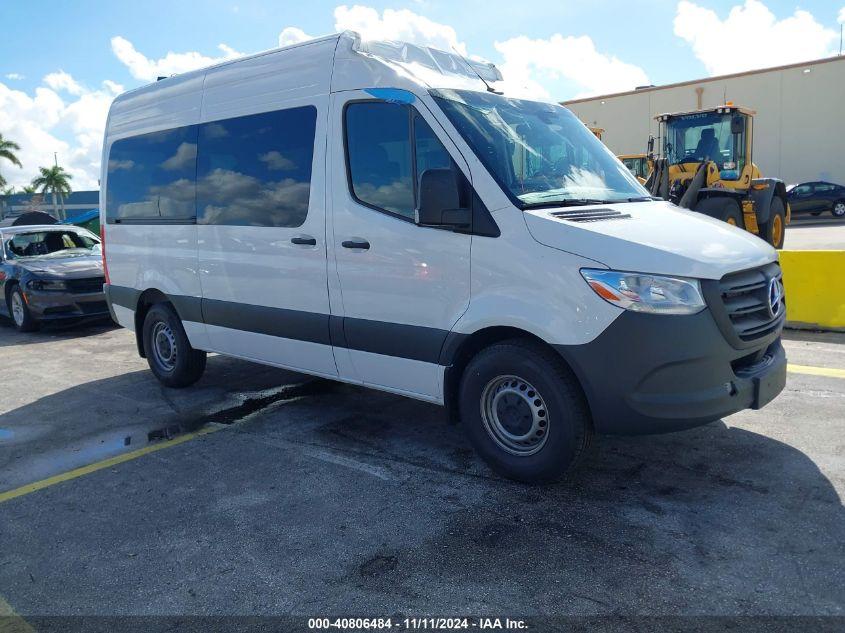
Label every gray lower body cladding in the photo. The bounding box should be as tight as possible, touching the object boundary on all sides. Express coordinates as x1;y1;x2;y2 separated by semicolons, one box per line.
556;309;786;435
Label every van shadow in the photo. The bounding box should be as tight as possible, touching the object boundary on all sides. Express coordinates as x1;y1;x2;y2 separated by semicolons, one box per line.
0;353;311;491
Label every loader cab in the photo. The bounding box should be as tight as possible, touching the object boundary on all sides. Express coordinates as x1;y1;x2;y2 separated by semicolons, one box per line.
657;106;756;188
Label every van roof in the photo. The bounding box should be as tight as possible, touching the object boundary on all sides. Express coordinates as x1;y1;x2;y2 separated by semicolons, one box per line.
105;31;505;145
109;31;502;113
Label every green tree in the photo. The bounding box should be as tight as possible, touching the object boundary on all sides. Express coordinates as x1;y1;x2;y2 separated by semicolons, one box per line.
0;134;23;189
32;165;73;219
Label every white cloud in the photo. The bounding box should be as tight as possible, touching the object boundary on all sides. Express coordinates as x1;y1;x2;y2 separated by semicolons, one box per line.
279;27;315;47
110;36;244;81
5;73;24;81
494;34;649;99
333;4;467;54
43;71;85;96
839;7;845;24
675;0;839;76
0;74;118;190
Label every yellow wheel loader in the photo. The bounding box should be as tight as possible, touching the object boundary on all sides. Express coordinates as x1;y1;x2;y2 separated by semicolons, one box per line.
646;104;789;249
588;126;605;141
618;153;653;184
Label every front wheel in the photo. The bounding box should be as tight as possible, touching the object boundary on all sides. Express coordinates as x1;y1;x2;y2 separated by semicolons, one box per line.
459;339;592;483
761;197;786;249
9;286;38;332
142;303;207;388
832;200;845;218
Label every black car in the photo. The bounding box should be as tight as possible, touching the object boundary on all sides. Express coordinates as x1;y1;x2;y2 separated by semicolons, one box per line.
0;224;109;332
786;181;845;218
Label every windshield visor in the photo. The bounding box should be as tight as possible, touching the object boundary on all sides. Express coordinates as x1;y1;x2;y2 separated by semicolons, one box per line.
431;89;647;207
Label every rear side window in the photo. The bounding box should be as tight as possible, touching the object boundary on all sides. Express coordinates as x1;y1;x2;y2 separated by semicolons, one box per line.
106;126;198;222
345;101;460;220
197;106;317;227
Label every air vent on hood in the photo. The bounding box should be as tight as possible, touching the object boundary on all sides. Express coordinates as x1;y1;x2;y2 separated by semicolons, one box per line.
550;208;632;223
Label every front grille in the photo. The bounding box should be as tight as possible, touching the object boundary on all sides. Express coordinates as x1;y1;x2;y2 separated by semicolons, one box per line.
66;277;105;294
718;263;784;342
551;208;632;223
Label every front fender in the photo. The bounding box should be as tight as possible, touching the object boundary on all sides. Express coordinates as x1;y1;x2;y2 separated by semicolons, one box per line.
749;178;787;225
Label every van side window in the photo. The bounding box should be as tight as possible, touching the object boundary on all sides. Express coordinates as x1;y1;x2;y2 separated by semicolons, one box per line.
345;102;460;220
345;102;415;219
106;126;198;222
196;106;317;227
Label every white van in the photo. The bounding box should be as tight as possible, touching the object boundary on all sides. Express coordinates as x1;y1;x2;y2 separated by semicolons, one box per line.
101;32;786;482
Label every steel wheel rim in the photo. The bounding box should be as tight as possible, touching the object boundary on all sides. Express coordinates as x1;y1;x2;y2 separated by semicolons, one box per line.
834;203;845;217
480;375;549;456
11;292;25;326
152;321;177;372
773;213;783;245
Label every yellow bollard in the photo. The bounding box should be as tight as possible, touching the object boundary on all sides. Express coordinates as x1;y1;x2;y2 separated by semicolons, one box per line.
779;250;845;331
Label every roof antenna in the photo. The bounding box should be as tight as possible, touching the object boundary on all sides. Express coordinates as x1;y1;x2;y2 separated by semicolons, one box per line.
452;46;502;94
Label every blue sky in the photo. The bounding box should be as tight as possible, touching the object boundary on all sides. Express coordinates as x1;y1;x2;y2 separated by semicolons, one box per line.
1;0;843;189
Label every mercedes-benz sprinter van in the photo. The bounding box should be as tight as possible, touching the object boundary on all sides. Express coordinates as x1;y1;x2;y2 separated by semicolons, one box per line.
101;32;787;482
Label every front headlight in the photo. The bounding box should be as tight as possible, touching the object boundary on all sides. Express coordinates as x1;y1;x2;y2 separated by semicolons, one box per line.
581;269;706;315
28;279;67;291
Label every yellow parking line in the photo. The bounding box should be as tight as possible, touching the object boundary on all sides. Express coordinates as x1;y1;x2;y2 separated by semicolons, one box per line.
788;364;845;379
0;425;223;506
0;594;35;633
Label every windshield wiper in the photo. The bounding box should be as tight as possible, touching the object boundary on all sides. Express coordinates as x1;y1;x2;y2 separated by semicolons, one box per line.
521;198;610;210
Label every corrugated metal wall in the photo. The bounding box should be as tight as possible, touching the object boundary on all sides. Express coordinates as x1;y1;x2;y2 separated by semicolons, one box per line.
564;57;845;186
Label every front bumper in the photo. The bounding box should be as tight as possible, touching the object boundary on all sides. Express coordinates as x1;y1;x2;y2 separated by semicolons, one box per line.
556;309;786;435
24;288;110;321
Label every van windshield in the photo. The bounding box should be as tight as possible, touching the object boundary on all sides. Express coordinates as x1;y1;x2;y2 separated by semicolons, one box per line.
431;89;648;208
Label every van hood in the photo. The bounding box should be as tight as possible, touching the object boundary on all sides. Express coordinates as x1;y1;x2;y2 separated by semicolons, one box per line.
523;200;777;280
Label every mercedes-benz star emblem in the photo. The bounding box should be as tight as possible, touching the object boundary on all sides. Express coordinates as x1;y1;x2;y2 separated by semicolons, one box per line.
768;278;783;318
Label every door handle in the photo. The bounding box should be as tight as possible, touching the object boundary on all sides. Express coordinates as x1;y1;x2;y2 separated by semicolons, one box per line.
342;239;370;250
291;236;317;246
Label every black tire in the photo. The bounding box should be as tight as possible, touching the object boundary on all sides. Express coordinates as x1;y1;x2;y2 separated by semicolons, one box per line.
722;203;744;229
761;197;786;249
8;285;39;332
832;200;845;218
142;303;206;388
458;339;592;483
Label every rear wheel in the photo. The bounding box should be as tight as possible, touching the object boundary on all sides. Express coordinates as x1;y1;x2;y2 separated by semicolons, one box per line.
832;200;845;218
9;286;38;332
142;303;206;388
761;197;786;249
459;339;592;483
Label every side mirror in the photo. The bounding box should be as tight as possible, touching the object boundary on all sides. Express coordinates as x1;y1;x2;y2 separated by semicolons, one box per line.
647;135;655;155
416;169;471;228
731;115;745;135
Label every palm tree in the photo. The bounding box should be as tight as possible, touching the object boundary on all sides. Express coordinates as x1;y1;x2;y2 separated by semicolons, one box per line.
0;134;22;189
22;185;35;194
32;165;73;219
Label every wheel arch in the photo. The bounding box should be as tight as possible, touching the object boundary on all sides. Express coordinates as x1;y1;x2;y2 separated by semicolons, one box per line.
441;325;592;426
133;288;171;358
749;178;787;225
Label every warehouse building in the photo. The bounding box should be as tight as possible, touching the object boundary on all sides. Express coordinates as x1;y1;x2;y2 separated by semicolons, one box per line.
564;55;845;187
